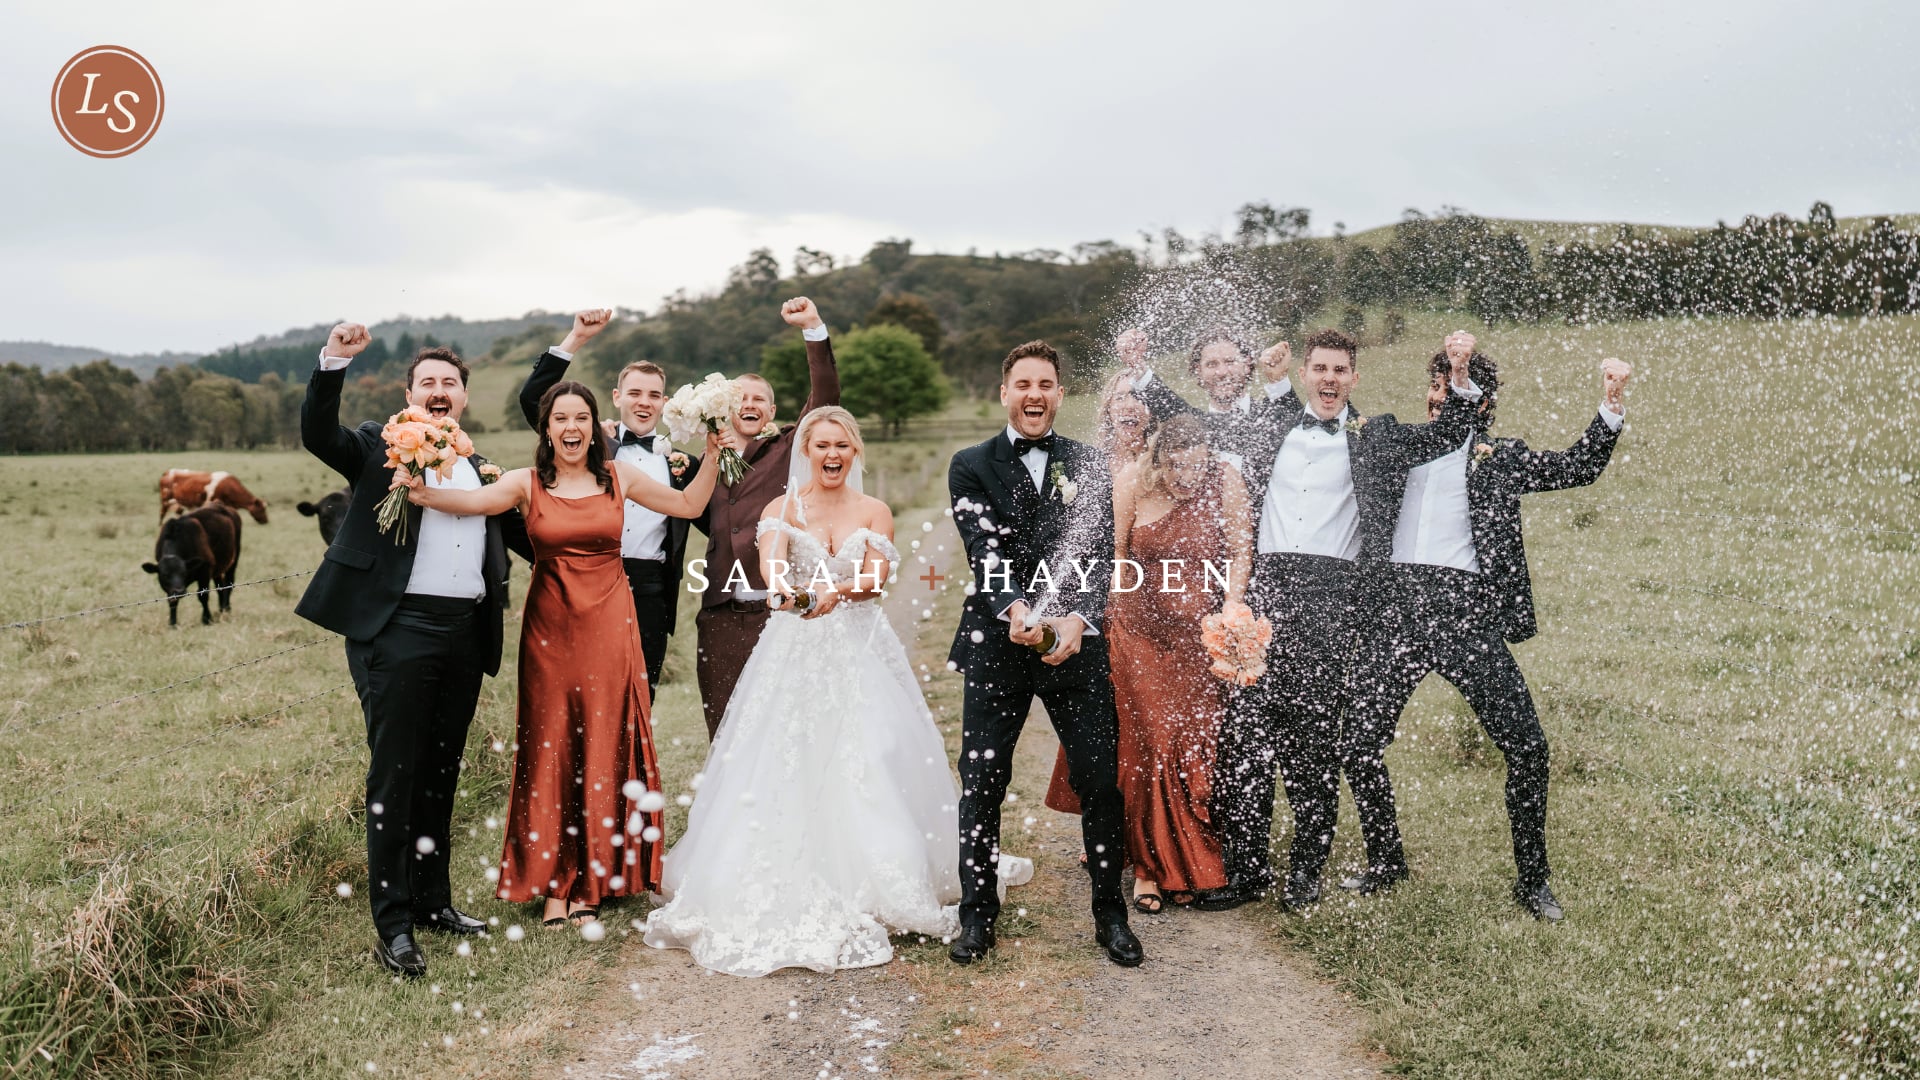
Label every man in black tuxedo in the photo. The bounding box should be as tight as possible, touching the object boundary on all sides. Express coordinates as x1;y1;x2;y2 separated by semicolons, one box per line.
1339;336;1631;921
518;309;699;700
296;324;527;978
1117;327;1297;477
1132;327;1483;911
947;340;1141;968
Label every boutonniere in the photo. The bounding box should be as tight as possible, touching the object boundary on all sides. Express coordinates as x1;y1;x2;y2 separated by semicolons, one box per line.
1342;415;1368;435
1048;461;1078;505
667;450;691;478
1470;442;1495;471
753;422;781;441
477;463;502;485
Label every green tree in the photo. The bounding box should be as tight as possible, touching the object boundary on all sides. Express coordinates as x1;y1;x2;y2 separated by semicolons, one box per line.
865;293;944;354
836;324;949;437
758;336;810;416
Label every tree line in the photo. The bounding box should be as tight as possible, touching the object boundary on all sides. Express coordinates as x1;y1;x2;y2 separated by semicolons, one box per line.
4;200;1915;454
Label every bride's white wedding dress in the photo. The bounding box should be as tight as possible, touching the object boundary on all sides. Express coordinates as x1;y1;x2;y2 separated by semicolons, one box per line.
643;518;1030;977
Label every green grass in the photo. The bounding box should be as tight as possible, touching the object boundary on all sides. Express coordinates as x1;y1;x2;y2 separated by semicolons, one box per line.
3;314;1917;1077
1235;310;1920;1077
0;397;1005;1077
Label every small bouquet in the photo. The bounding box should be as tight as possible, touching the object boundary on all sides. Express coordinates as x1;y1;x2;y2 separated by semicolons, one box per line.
664;373;748;485
376;405;474;545
1200;601;1272;687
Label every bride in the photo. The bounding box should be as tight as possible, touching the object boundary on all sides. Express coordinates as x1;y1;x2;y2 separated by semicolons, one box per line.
644;405;1028;977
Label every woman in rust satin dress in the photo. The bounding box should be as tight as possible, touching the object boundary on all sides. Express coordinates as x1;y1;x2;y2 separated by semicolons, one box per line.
406;378;719;927
1045;415;1252;911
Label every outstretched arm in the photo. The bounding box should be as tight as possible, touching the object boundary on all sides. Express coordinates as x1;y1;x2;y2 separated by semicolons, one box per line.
519;308;614;428
1509;359;1631;494
303;322;381;480
781;297;841;414
619;431;722;518
1218;463;1254;609
404;467;533;516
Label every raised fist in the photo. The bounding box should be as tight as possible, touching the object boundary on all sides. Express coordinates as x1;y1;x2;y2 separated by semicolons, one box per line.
780;297;824;330
325;322;371;359
1444;330;1477;366
1601;357;1633;408
1259;340;1292;382
560;308;614;352
1115;328;1149;374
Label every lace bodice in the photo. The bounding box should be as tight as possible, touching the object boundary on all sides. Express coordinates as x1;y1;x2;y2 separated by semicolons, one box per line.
755;519;900;585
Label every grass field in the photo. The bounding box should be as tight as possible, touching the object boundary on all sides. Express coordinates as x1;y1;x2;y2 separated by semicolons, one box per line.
2;312;1916;1077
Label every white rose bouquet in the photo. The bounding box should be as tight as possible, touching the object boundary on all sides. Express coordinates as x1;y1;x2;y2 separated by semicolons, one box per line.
664;373;750;485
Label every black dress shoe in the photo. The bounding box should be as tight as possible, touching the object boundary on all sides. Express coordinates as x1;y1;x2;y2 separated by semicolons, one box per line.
949;924;995;965
1515;882;1565;923
1095;919;1143;967
1281;874;1323;911
415;906;487;935
1191;883;1254;911
375;932;426;978
1337;865;1409;895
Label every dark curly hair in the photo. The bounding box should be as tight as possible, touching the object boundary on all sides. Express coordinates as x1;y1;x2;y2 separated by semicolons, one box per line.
533;380;614;493
1429;351;1499;431
1186;327;1256;375
1301;327;1359;362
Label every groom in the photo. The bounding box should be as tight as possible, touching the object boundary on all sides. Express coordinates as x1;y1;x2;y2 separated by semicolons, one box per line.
947;340;1142;968
296;324;524;978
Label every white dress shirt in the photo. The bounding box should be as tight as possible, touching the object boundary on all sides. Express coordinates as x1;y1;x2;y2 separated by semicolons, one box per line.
1257;381;1483;561
1390;401;1625;572
316;349;487;598
1391;435;1480;572
612;424;670;561
405;457;487;599
996;425;1097;636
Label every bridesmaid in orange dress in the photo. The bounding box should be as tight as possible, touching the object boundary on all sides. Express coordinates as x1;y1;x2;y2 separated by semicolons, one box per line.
405;379;719;927
1045;415;1252;911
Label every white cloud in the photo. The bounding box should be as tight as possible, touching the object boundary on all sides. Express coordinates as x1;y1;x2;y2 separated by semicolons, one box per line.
2;0;1916;352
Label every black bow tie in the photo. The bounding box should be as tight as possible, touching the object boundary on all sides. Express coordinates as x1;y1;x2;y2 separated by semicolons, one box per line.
620;430;657;452
1298;413;1343;435
1013;434;1055;456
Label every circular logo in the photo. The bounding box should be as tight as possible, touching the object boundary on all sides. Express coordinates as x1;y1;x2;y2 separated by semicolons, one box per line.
51;46;164;158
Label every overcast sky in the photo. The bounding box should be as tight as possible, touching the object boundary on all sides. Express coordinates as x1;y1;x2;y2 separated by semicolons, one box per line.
4;0;1916;354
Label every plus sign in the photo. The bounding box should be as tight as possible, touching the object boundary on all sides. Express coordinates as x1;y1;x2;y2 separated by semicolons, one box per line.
920;564;946;591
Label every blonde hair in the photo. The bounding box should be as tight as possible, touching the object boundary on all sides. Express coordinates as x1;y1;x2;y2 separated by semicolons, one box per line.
1096;371;1155;456
794;405;865;463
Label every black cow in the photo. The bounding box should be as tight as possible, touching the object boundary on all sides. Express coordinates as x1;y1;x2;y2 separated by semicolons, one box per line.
142;505;243;626
296;488;350;544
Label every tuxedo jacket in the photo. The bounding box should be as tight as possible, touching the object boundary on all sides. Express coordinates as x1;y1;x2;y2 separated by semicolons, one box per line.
518;349;702;633
946;431;1114;674
686;337;840;608
295;366;524;676
1458;412;1622;643
1134;377;1304;487
1136;375;1481;562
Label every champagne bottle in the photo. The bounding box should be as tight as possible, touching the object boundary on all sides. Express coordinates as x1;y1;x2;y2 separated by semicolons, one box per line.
786;589;815;613
1031;621;1058;655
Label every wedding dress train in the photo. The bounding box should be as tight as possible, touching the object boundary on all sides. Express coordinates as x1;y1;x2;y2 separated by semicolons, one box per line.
644;521;1029;976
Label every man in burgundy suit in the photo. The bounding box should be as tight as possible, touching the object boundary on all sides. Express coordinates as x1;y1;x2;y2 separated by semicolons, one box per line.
690;296;839;737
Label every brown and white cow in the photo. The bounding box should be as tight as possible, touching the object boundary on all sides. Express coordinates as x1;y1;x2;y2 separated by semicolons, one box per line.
158;469;269;524
142;504;243;626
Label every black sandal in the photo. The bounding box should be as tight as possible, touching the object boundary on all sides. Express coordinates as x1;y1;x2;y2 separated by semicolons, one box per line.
1165;891;1196;908
542;916;567;928
566;907;600;923
1133;890;1164;915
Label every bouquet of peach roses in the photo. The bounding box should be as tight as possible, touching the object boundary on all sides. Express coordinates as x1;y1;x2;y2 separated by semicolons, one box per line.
376;405;474;544
1200;601;1272;687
